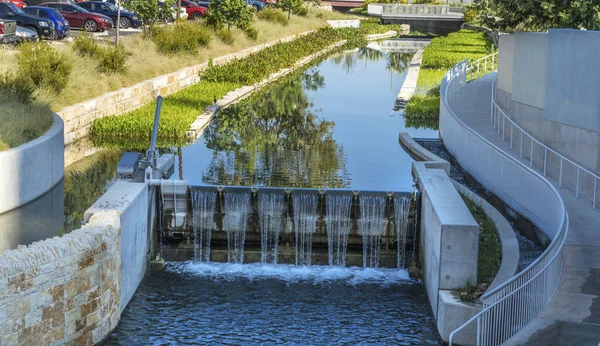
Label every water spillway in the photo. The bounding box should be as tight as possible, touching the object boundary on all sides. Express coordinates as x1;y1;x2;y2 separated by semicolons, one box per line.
161;186;417;269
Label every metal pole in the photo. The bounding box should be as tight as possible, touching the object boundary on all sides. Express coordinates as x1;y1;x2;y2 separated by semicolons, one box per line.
594;178;597;209
520;132;523;159
543;149;547;176
116;0;121;45
559;158;563;188
576;168;580;199
530;139;534;168
147;95;163;169
510;123;513;149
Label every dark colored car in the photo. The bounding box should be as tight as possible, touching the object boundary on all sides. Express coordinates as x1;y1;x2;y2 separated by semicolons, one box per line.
78;1;140;28
40;2;112;31
0;0;24;9
0;2;55;38
0;18;17;43
22;6;70;38
21;0;73;7
180;0;204;20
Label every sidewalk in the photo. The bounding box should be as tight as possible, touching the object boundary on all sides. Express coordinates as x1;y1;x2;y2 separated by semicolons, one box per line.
447;73;600;345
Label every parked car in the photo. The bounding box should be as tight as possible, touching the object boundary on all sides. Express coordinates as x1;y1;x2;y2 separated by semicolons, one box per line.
39;2;112;31
179;0;204;20
0;2;55;38
22;6;69;38
0;0;23;9
0;18;17;43
21;0;72;7
15;24;37;41
78;1;139;28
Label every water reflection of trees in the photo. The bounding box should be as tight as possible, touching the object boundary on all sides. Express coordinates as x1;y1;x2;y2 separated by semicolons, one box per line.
331;48;413;76
202;69;350;188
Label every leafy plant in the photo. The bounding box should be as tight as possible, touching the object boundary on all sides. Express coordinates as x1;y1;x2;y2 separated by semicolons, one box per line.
17;42;72;94
244;26;259;40
126;0;176;34
216;28;235;45
404;94;440;130
99;45;132;74
0;73;35;103
206;0;253;30
277;0;303;21
256;8;288;26
72;34;102;57
152;21;212;54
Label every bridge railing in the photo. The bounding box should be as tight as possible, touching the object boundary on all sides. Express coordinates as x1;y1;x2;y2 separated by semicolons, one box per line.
466;52;498;82
439;56;569;345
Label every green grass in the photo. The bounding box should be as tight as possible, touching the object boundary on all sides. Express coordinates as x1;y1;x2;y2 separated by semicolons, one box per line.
91;81;240;148
405;30;493;130
456;193;502;302
0;93;54;150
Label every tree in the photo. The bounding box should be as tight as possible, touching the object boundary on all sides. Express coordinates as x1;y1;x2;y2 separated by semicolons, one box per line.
206;0;253;30
126;0;175;35
277;0;303;21
473;0;600;31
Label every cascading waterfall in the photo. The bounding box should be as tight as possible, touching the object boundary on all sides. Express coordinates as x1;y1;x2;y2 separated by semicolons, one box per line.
293;194;318;266
394;196;411;269
358;196;387;268
326;194;352;266
259;193;285;264
223;192;250;264
191;190;217;262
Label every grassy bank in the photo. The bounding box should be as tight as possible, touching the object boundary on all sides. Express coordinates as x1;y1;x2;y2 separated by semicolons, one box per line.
404;30;494;130
0;11;351;111
457;193;502;302
0;93;54;150
91;25;390;148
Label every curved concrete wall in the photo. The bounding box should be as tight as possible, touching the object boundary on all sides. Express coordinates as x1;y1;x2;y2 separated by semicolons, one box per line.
0;114;64;214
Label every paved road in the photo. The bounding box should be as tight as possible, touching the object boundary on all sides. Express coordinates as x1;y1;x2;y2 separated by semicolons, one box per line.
448;74;600;346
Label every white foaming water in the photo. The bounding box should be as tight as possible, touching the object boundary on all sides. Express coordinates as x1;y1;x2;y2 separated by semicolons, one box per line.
168;261;411;286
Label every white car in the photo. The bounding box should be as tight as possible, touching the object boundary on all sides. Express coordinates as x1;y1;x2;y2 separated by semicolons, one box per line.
158;1;187;20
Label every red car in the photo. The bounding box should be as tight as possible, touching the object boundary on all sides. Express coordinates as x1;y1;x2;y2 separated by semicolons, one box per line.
180;0;205;20
40;2;112;31
0;0;23;9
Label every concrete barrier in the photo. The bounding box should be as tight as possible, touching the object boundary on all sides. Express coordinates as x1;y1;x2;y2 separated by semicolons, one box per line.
0;114;64;214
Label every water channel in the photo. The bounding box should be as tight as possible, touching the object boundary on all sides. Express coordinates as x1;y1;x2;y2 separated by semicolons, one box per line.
102;47;441;344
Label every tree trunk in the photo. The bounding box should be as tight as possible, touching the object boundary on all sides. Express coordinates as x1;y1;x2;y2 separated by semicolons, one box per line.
116;0;121;45
176;0;181;21
288;9;291;21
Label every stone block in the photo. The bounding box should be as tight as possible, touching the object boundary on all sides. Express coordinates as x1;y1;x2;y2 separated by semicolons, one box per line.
8;297;30;319
24;309;42;328
1;332;18;346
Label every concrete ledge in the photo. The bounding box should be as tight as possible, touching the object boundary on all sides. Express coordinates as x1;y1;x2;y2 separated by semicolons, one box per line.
437;290;481;345
399;132;450;174
452;181;520;292
0;114;64;214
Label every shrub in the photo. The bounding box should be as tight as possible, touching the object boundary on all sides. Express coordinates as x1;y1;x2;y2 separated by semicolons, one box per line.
72;34;101;57
315;11;324;18
98;45;132;74
244;26;259;41
216;28;234;45
421;30;493;69
152;21;212;54
0;73;35;103
404;94;440;130
464;5;479;23
293;6;308;16
17;42;72;94
256;8;288;26
206;0;253;31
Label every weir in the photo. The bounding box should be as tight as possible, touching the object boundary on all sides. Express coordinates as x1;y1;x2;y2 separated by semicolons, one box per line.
158;186;417;269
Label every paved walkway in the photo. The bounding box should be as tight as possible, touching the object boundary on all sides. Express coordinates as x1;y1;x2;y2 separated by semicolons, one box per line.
447;73;600;345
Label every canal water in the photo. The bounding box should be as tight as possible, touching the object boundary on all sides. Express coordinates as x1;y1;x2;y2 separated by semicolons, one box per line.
175;48;437;192
103;48;441;344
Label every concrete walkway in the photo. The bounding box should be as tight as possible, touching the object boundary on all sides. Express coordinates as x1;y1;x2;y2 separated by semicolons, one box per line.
447;73;600;345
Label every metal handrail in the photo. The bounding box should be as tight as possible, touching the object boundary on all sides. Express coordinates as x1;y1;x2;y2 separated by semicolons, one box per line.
440;55;569;345
490;78;599;209
466;52;498;82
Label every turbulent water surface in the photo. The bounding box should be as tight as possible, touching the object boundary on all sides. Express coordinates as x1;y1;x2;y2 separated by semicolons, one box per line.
104;263;440;345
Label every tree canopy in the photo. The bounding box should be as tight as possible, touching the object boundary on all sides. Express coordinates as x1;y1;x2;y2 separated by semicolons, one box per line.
472;0;600;31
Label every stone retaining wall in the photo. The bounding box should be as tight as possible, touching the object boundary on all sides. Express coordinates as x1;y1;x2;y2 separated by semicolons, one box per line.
60;30;315;166
0;211;121;346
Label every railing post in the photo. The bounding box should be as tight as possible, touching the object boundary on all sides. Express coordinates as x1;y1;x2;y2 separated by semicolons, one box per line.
559;158;563;188
492;54;495;71
594;178;597;209
477;316;482;346
520;132;523;159
543;148;547;177
502;116;505;141
510;123;513;149
530;138;534;168
484;58;487;75
576;168;580;199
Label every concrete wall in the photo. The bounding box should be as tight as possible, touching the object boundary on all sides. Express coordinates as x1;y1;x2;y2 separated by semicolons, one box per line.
511;32;547;110
497;34;514;94
0;114;64;214
545;29;600;134
413;162;479;316
60;31;315;166
0;211;121;345
85;181;149;313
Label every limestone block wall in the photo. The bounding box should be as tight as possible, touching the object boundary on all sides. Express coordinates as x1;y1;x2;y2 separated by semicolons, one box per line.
60;31;314;166
0;211;121;346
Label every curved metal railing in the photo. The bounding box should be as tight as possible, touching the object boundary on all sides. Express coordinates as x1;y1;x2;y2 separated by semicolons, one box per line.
440;57;569;346
491;79;599;209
